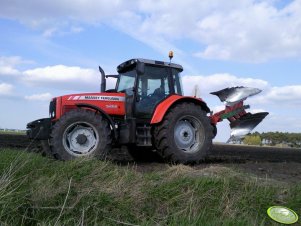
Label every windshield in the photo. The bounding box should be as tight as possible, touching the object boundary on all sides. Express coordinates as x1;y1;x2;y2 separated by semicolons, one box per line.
117;69;136;92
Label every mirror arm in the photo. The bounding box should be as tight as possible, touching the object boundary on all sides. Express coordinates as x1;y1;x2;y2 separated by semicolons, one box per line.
106;75;119;79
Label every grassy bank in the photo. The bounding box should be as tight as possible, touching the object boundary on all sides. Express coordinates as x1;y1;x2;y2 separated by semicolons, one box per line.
0;149;300;225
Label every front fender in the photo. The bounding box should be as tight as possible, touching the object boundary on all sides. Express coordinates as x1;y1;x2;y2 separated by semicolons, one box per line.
26;118;51;140
150;95;210;124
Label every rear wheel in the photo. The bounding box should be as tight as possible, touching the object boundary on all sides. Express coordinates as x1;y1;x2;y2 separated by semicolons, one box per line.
50;109;112;160
153;102;214;164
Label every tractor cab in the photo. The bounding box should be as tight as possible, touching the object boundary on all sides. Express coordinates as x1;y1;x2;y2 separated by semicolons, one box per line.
115;59;184;119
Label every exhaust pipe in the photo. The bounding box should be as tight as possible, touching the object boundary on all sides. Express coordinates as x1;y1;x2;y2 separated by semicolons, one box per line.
99;66;106;92
210;86;269;143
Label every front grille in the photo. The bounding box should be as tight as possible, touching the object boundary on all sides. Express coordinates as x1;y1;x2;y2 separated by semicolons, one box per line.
49;98;56;118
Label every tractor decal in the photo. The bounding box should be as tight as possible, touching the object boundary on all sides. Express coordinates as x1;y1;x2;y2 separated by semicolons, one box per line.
67;95;125;101
105;104;118;109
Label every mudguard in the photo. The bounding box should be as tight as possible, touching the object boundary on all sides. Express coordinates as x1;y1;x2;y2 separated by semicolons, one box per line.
150;95;210;124
27;118;51;140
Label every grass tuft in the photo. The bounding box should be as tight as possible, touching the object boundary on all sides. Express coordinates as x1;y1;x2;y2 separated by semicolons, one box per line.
0;148;299;226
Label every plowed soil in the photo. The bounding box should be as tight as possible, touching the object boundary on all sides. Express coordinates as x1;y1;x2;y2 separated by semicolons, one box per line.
1;134;301;183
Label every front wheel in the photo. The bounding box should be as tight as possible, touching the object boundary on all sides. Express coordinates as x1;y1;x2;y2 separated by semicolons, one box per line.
153;103;214;164
50;109;112;160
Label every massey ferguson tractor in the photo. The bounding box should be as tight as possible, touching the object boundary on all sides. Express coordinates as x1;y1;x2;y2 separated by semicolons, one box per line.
27;54;268;163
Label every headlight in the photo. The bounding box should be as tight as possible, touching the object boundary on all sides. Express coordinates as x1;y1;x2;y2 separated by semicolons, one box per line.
49;98;56;118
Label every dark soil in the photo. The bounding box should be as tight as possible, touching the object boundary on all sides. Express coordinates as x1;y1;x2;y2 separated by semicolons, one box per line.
1;134;301;183
210;143;301;163
0;133;41;152
228;162;301;184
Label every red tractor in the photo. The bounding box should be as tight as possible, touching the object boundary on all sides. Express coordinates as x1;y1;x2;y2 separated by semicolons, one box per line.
27;55;268;163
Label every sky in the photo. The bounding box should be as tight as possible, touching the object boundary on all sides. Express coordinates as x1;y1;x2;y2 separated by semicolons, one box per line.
0;0;300;142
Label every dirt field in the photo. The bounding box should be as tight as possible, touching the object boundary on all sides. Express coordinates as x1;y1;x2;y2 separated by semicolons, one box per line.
1;134;301;183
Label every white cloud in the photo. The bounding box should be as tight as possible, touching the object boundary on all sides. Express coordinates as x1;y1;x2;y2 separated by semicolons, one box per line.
23;64;117;91
253;85;301;105
42;25;84;37
25;92;52;101
182;74;269;97
0;56;24;76
259;114;301;133
113;0;301;62
182;74;301;108
0;55;117;92
70;26;83;34
0;0;130;33
42;27;58;38
10;0;128;22
24;65;97;82
1;0;301;61
140;0;301;62
0;83;13;95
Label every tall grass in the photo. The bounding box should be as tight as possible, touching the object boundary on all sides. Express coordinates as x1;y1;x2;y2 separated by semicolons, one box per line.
0;149;299;225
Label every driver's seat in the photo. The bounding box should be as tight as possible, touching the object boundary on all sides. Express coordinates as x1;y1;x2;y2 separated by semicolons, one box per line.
152;87;165;99
135;87;166;118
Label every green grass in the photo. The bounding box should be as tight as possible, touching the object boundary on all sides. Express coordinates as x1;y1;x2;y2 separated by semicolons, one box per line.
0;149;300;225
0;130;26;135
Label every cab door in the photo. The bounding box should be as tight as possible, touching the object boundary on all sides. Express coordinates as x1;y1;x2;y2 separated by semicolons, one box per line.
135;65;172;119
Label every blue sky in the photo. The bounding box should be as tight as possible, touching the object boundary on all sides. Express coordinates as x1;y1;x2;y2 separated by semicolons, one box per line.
0;0;301;141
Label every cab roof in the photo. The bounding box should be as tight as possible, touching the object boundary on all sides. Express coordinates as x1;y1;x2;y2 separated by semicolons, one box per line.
117;58;183;73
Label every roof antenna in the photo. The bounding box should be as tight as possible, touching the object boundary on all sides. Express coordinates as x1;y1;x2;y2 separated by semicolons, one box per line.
168;51;173;64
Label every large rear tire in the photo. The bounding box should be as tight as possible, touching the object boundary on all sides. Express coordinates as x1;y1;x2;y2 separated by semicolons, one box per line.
153;102;214;164
50;109;112;160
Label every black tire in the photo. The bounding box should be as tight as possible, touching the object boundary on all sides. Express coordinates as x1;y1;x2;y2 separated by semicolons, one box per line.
212;124;217;138
50;109;112;160
153;102;214;164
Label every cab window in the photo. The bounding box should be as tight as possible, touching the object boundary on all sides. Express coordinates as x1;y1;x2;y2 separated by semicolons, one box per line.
117;70;136;92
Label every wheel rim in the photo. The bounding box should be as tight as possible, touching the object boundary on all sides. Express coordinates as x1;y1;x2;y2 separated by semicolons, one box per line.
62;121;99;156
174;116;205;153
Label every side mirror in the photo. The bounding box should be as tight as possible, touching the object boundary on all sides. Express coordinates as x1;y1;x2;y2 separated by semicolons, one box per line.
136;62;145;75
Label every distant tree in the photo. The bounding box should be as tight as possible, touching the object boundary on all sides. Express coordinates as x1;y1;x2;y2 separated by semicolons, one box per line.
249;132;301;148
243;135;262;146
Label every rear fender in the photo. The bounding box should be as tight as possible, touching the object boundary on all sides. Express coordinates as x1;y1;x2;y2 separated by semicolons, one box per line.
150;95;210;124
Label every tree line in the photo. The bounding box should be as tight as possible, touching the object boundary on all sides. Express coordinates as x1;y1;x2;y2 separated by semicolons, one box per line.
243;132;301;148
